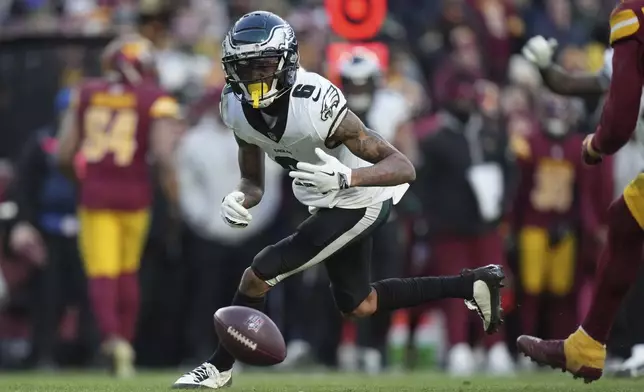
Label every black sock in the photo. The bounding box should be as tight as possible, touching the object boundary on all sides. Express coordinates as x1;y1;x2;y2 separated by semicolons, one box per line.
207;291;266;370
371;275;473;313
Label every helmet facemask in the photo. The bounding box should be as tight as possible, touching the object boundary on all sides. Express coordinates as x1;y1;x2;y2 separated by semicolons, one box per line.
224;51;297;109
222;12;300;109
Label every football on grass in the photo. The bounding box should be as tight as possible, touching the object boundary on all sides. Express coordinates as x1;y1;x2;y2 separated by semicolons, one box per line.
214;306;286;366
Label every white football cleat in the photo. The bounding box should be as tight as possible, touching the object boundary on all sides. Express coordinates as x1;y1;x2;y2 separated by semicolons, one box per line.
362;348;383;375
337;343;359;372
612;345;644;378
463;265;505;334
101;337;135;378
486;342;515;376
112;339;135;378
447;343;476;376
172;362;232;389
276;339;312;369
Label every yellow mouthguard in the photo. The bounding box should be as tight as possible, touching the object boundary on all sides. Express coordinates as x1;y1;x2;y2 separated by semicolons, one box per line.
248;82;269;108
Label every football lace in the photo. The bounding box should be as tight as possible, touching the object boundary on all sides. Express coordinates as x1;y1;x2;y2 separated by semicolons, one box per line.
227;326;258;350
190;364;213;382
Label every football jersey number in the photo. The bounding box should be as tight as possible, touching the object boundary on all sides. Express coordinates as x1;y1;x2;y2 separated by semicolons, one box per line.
275;156;300;171
530;160;574;213
292;84;316;99
82;106;139;167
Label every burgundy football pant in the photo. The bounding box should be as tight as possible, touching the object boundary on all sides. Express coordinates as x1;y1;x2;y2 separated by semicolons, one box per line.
431;230;505;347
582;196;644;343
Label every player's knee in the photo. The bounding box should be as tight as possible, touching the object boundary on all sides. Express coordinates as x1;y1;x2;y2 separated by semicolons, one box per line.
238;267;271;297
348;290;378;318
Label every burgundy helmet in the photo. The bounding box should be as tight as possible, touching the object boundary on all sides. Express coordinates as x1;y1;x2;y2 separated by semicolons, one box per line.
101;34;158;85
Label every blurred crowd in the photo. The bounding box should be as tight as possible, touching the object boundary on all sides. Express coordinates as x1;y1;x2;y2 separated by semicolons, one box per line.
0;0;642;378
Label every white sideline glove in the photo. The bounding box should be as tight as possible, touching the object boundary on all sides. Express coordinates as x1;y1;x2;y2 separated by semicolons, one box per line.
522;35;558;69
221;191;252;228
289;148;352;194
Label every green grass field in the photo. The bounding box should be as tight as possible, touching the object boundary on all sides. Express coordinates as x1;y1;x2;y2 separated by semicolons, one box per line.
0;371;643;392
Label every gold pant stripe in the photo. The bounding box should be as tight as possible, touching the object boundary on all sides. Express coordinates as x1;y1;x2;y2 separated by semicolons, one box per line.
624;173;644;230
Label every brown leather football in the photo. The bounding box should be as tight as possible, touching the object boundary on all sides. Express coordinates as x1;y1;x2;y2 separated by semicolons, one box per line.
213;306;286;366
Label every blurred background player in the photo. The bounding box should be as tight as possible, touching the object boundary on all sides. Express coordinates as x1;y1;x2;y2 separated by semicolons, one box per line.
336;49;419;373
414;69;516;376
55;33;182;377
510;91;600;352
516;0;644;382
522;29;644;377
6;88;96;369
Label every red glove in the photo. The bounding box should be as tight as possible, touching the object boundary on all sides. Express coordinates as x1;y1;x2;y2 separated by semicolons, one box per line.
582;134;603;165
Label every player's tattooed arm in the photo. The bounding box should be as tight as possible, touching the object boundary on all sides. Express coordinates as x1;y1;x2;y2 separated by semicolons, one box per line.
327;110;416;187
540;65;606;96
235;135;265;209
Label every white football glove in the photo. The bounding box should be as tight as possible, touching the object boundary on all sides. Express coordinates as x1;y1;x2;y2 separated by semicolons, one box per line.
522;35;558;69
221;191;252;228
289;148;352;194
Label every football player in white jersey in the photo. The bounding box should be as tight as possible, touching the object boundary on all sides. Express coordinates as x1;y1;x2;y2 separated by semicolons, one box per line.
172;11;506;389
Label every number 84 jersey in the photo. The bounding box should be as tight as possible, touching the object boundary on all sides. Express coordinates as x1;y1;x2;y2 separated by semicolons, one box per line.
74;78;180;210
511;129;592;229
221;69;408;209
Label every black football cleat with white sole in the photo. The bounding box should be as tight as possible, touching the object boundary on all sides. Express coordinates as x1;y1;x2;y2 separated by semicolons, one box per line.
462;264;505;334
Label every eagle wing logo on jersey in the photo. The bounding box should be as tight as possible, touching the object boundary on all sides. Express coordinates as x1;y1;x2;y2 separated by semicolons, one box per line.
321;85;341;122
